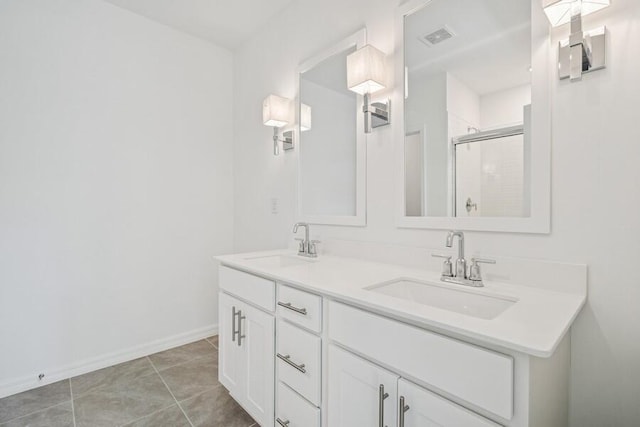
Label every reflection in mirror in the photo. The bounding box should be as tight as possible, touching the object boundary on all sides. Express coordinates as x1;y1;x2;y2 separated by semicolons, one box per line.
299;44;360;219
404;0;531;218
298;30;367;226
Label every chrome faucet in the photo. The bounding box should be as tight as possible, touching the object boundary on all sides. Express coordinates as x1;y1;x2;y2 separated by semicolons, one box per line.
432;230;495;287
446;230;466;278
292;222;320;258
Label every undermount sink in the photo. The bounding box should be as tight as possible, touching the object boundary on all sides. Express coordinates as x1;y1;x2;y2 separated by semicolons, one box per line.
366;279;517;320
244;254;313;268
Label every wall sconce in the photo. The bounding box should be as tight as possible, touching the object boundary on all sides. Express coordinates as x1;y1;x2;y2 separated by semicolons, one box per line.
346;44;390;133
263;94;293;155
543;0;610;81
300;103;312;132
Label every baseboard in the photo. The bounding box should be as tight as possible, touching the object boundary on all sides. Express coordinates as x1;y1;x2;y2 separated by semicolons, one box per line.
0;324;218;399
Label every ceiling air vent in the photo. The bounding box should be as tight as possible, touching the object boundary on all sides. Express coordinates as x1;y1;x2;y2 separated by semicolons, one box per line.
420;26;455;47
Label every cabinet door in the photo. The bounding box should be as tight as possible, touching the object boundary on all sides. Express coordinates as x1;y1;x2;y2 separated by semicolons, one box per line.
218;292;245;396
397;379;499;427
328;345;399;427
242;302;275;427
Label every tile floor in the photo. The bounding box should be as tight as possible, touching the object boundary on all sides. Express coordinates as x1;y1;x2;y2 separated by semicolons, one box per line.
0;336;257;427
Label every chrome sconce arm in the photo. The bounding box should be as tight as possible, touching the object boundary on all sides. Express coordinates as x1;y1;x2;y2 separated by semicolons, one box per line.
363;93;391;134
543;0;609;82
346;44;391;134
263;94;294;156
271;127;293;156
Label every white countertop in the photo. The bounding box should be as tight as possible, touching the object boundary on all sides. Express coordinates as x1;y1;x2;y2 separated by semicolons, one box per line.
214;249;586;358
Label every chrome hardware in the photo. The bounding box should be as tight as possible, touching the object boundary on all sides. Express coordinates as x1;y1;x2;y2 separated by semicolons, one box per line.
278;301;307;315
465;197;478;213
439;231;496;288
294;237;305;254
431;254;453;277
237;310;246;347
469;258;496;284
232;306;238;342
379;384;389;427
446;230;466;278
277;353;306;373
293;223;318;258
276;418;290;427
308;240;321;257
399;396;410;427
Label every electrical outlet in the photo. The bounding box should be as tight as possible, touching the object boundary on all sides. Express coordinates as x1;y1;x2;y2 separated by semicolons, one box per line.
271;198;279;214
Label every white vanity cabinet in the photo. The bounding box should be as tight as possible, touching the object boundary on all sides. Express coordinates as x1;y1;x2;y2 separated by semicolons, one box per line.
327;344;399;427
397;378;499;427
327;344;499;427
218;267;276;427
217;262;574;427
275;284;324;427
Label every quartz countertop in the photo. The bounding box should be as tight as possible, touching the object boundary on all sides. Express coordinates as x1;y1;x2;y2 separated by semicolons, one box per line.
214;250;586;358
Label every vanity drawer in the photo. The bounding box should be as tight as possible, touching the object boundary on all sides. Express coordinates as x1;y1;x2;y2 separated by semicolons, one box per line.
328;301;514;419
277;319;321;406
277;284;322;333
276;382;320;427
219;266;275;312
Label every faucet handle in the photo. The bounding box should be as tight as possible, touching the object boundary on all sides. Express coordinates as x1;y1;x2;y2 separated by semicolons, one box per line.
469;258;496;282
432;253;453;277
471;258;496;265
294;238;305;254
308;240;321;257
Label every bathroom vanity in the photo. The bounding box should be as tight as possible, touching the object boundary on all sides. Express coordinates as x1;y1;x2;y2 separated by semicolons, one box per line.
214;250;586;427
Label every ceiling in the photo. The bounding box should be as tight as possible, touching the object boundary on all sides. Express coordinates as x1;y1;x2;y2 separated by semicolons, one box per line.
405;0;531;95
102;0;296;50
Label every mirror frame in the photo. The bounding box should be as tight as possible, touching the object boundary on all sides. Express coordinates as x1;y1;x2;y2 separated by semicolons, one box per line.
394;0;552;233
295;28;368;227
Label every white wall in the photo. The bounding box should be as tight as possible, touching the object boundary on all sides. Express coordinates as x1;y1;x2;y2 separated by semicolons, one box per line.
480;84;532;129
0;0;234;396
233;0;640;425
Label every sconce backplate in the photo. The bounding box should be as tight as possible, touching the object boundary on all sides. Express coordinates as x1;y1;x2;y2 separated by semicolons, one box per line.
282;130;294;151
558;26;606;80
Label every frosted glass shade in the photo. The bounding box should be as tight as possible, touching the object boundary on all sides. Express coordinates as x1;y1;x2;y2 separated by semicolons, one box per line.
263;94;290;127
347;45;386;95
543;0;610;27
300;103;312;132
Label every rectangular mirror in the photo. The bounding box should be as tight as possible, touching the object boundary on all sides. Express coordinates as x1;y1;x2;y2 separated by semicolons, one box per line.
396;0;551;233
297;29;367;226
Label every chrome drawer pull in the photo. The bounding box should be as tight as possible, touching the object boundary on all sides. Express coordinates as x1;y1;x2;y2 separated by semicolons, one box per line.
237;310;246;347
277;353;307;373
379;384;389;427
399;396;410;427
278;301;307;315
231;306;238;342
276;418;290;427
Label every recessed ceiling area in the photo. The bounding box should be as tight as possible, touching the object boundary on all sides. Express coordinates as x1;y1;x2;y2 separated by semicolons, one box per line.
102;0;296;49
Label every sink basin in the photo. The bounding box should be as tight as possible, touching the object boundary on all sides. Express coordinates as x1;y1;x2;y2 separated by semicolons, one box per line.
244;254;312;268
366;279;516;320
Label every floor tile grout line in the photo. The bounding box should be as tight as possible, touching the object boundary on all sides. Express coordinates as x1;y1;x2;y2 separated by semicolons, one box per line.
115;403;176;427
69;379;77;427
70;359;160;401
0;400;72;426
175;383;223;405
147;356;195;427
204;336;218;349
149;355;216;372
149;350;216;374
